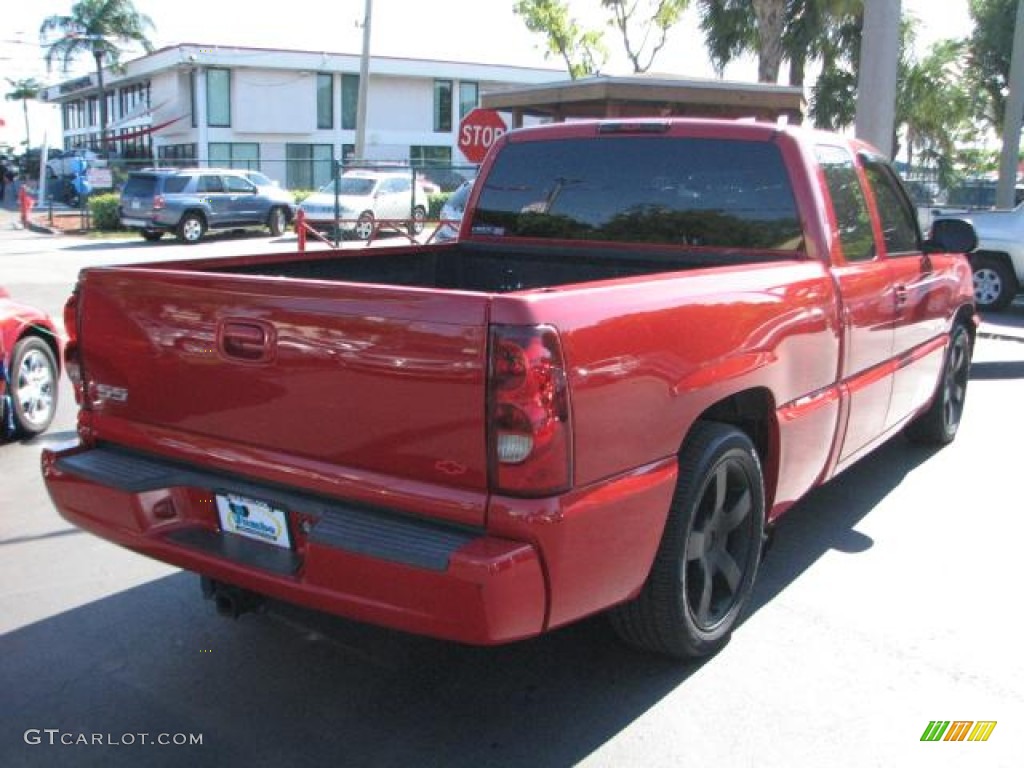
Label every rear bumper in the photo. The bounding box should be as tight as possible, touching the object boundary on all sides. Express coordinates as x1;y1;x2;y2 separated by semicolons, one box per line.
41;442;546;645
119;215;173;232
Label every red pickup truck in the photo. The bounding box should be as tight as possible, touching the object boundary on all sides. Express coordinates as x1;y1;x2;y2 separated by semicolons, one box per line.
42;119;977;659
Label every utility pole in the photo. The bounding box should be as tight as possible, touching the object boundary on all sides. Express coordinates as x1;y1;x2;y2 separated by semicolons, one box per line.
354;0;372;161
855;0;901;157
997;0;1024;209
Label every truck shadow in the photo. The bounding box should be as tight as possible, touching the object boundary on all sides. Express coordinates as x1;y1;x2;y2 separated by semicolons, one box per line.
750;436;934;610
1;436;934;767
969;360;1024;379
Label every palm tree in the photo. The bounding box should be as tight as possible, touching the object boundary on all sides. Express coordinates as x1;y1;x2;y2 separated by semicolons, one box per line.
896;37;973;184
5;78;43;148
40;0;154;148
698;0;861;85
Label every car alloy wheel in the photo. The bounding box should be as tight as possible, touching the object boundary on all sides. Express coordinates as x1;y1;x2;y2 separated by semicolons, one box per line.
11;338;58;435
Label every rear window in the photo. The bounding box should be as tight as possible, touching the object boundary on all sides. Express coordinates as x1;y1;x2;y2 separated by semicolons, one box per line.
470;136;802;250
121;176;157;197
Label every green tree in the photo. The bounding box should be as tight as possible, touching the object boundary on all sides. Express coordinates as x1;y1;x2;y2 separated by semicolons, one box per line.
5;78;43;148
514;0;608;79
967;0;1017;129
602;0;690;73
896;36;974;184
750;0;787;82
40;0;154;148
698;0;861;85
807;3;863;129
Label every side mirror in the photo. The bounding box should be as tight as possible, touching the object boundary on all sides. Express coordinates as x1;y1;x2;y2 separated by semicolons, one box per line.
925;217;978;254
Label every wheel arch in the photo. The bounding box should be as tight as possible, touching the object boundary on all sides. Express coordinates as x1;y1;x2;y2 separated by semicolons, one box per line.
972;250;1020;286
180;208;208;225
688;387;779;508
17;325;62;376
953;304;977;345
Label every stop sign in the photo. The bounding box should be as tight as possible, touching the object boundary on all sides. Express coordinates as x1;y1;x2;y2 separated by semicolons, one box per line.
458;108;508;164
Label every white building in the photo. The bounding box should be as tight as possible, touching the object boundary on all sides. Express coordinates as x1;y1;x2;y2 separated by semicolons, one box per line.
40;43;559;189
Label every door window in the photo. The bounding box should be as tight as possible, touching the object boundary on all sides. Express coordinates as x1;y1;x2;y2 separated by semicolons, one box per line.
223;175;255;194
815;145;875;262
197;175;224;194
861;157;921;254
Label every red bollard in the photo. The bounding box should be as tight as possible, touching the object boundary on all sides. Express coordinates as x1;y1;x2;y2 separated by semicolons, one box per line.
18;185;34;226
296;208;306;252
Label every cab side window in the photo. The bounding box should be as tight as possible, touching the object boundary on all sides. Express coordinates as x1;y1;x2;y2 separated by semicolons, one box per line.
815;145;875;262
223;175;255;194
197;175;224;194
861;157;921;254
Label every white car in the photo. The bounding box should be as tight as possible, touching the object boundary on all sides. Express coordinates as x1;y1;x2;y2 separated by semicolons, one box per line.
934;203;1024;311
298;171;429;240
47;148;108;178
434;179;474;242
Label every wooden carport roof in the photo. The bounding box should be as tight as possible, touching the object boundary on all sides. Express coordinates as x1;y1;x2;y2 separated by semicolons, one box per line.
481;75;804;126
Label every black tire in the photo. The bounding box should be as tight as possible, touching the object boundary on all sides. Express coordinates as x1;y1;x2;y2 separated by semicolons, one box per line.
176;212;206;244
609;421;766;659
905;323;972;445
268;207;287;236
971;254;1016;311
141;230;164;242
9;336;59;437
354;212;375;241
408;206;426;236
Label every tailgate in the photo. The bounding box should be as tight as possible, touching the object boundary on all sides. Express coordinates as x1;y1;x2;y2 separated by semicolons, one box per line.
76;267;491;524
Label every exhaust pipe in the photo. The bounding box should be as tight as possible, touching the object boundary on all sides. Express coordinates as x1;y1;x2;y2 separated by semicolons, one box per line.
200;576;265;619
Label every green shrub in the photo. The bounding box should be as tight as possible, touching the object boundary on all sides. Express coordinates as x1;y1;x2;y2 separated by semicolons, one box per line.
89;192;122;231
292;189;315;205
428;192;451;220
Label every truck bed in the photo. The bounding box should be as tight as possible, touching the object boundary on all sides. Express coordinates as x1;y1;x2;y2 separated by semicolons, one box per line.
205;242;794;293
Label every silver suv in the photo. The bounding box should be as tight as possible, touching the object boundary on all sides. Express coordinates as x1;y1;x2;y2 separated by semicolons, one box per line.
118;168;294;244
297;170;429;240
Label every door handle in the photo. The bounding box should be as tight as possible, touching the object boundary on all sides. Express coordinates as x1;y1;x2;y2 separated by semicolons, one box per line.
219;320;274;362
895;284;909;306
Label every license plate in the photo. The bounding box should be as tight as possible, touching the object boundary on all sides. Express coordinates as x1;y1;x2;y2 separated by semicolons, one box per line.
216;493;292;549
122;218;148;227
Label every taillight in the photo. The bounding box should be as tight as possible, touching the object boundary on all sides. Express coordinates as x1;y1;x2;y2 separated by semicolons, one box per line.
63;287;85;404
153;194;165;210
488;324;573;496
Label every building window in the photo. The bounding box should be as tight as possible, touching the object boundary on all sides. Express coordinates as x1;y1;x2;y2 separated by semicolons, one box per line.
342;74;359;131
190;71;197;128
209;142;260;170
118;128;152;160
317;73;334;130
286;143;333;190
434;79;453;132
87;96;98;127
104;92;116;126
207;68;231;127
157;143;198;167
410;146;452;167
459;82;478;120
119;81;150;119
